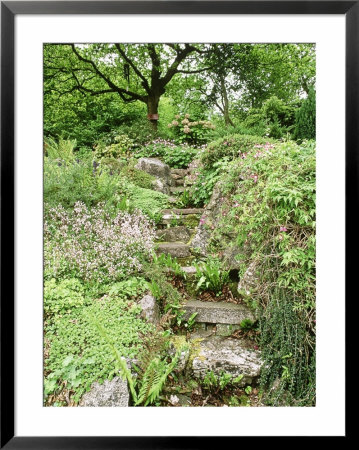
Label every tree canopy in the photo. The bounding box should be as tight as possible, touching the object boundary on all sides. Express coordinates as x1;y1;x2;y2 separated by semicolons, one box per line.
44;43;315;143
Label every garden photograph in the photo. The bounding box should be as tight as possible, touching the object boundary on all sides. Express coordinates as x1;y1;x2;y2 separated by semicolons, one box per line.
43;42;316;408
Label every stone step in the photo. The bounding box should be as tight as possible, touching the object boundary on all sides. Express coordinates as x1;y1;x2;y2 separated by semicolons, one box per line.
190;335;262;385
170;186;186;195
162;208;204;216
156;242;191;258
183;299;256;325
181;266;197;277
156;226;191;243
171;168;188;177
175;178;185;186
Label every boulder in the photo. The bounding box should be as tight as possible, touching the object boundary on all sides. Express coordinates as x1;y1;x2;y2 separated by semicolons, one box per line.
191;335;262;386
135;158;172;194
79;376;129;407
139;294;160;325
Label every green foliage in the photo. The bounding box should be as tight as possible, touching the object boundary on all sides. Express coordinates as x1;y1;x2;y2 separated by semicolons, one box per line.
243;95;297;139
44;278;86;321
190;158;230;206
124;184;169;217
200;134;273;169
195;258;229;293
44;137;77;162
294;89;316;140
205;139;316;405
202;371;244;392
135;139;198;169
154;253;186;278
94;134;134;159
44;158;122;210
95;321;186;406
44;278;153;403
168;114;216;145
259;290;316;405
239;319;256;332
120;166;156;189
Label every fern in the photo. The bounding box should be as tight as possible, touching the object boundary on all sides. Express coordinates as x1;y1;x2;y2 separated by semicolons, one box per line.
93;318;185;406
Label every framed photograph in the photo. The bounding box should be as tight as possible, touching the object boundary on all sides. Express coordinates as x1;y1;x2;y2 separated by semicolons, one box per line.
1;1;352;447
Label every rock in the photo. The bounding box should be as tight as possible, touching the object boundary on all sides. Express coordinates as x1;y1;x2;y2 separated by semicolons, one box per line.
139;295;160;325
181;266;197;276
161;208;204;215
237;261;259;297
191;335;262;385
189;226;211;257
151;178;169;195
171;168;188;176
135;158;172;194
156;242;191;258
183;299;256;325
170;186;185;194
79;376;129;407
189;182;225;257
215;323;241;337
156;226;191;243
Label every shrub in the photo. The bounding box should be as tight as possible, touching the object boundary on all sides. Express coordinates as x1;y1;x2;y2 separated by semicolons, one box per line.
44;158;122;210
135;138;199;169
44;202;156;282
200;134;273;168
205;140;316;405
167;113;215;145
94;134;134;159
294;88;316;140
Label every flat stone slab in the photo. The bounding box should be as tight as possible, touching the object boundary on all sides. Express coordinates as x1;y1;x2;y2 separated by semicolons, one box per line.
183;299;256;325
191;335;262;385
162;208;204;215
79;377;129;407
170;186;186;194
156;242;190;258
156;226;191;243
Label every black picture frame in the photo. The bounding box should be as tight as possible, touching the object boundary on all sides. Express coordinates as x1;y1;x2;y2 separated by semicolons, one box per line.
1;1;353;447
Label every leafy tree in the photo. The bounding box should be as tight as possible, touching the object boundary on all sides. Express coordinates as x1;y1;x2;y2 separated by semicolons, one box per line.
44;43;210;131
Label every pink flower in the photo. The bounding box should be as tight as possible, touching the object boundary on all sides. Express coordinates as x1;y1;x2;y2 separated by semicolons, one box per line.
280;226;288;232
233;201;240;207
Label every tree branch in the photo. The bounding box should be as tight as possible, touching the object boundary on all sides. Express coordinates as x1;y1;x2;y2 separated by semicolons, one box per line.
114;43;151;94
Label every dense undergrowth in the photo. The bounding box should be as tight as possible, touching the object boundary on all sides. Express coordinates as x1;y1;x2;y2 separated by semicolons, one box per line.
197;136;316;405
43;131;316;407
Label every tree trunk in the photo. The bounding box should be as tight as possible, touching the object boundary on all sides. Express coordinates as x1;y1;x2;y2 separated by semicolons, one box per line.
220;75;234;127
147;96;160;132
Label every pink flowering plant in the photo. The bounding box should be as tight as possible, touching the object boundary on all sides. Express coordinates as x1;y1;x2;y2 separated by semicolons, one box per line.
44;201;156;283
202;139;316;404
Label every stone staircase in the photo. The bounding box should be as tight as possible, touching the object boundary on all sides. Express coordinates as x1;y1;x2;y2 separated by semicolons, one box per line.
153;167;263;384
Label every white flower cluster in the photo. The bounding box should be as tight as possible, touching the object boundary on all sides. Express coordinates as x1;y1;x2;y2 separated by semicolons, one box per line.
44;202;156;282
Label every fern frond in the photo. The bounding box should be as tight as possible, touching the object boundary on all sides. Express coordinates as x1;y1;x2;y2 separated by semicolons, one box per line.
92;318;138;403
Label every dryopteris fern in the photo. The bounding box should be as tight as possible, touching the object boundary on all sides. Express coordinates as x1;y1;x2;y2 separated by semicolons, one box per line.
93;319;185;406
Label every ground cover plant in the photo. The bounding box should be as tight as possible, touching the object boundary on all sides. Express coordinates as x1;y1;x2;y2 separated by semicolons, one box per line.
43;42;316;408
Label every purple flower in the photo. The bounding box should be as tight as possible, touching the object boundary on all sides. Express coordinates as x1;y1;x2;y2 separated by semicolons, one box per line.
279;226;288;232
